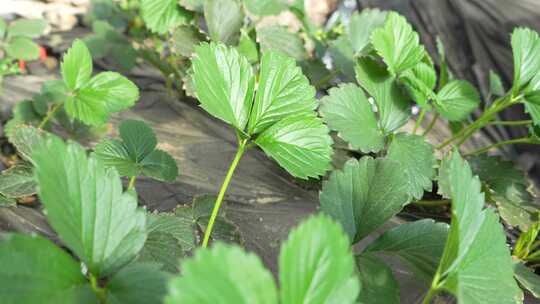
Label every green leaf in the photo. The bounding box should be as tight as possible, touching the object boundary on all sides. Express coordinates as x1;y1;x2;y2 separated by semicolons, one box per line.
65;71;140;126
346;9;387;55
0;234;97;304
7;19;47;38
254;114;333;179
33;136;147;277
247;51;316;134
120;119;157;161
0;163;36;198
433;80;480;121
7;100;43;131
279;214;360;304
355;253;399;304
387;133;436;200
436;37;451;88
355;57;411;133
365;219;448;281
469;155;538;230
328;36;356;82
147;210;196;252
180;0;204;12
192;42;255;131
432;152;523;304
511;27;540;92
514;262;540;299
244;0;287;16
489;70;505;96
165;243;278;304
237;28;259;64
140;150;179;181
8;125;46;162
319;83;385;153
319;157;409;243
171;25;206;57
0;194;16;207
257;26;307;61
140;0;192;34
61;39;93;91
399;61;437;108
5;37;40;60
0;18;6;39
106;263;169;304
203;0;243;45
371;12;425;75
138;231;184;273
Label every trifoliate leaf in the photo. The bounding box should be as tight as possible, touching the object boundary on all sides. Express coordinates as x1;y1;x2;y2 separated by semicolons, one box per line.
514;262;540;299
5;37;40;60
140;0;192;34
33;136;147;277
0;234;97;304
165;243;278;304
433;80;480;121
387;133;436;200
61;39;93;91
319;157;409;243
203;0;243;45
432;152;523;304
244;0;287;16
138;231;183;273
489;70;505;96
328;36;356;82
192;42;254;131
257;26;307;61
371;12;425;75
355;57;411;133
346;9;387;55
511;27;540;92
7;19;47;38
468;155;538;230
400;61;437;108
94;120;178;181
365;219;448;281
355;253;399;304
171;25;206;57
107;263;169;304
247;51;316;134
319;83;385;153
0;163;36;198
254;114;333;179
279;214;359;304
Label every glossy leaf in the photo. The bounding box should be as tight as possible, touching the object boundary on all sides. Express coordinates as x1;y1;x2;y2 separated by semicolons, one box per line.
356;253;399;304
319;157;409;243
346;9;387;55
434;80;480;121
165;243;278;304
0;234;97;304
244;0;287;16
204;0;243;45
279;214;360;304
257;26;307;61
319;83;385;153
141;0;192;34
106;263;169;304
33;136;147;277
387;133;436;200
511;27;540;91
5;37;40;60
7;19;47;38
61;39;93;91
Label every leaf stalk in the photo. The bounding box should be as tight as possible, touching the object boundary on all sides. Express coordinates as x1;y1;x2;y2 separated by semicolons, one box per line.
38;102;63;129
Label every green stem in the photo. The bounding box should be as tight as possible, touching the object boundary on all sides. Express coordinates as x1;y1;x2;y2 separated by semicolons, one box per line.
464;137;532;156
90;273;106;304
413;108;427;135
38;102;63;129
127;176;136;191
202;139;248;248
422;113;439;136
487;120;533;126
422;286;440;304
414;199;450;207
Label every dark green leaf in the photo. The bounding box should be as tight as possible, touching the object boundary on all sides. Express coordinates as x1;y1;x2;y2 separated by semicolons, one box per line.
514;262;540;299
148;210;196;251
257;26;307;61
140;150;178;182
138;231;183;273
434;80;480;121
203;0;243;45
106;263;169;304
0;163;36;198
0;194;16;207
140;0;192;34
5;37;40;60
328;36;356;81
355;253;399;304
171;25;206;57
120;119;157;161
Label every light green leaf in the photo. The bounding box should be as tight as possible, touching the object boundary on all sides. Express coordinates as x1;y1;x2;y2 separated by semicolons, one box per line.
0;18;6;38
180;0;204;12
432;152;523;304
319;157;409;243
346;9;387;55
248;51;316;134
469;155;537;231
254;114;333;179
489;70;505;96
257;26;307;61
61;39;93;91
355;57;411;133
511;27;540;92
7;19;47;38
371;12;425;75
171;25;206;57
0;163;36;198
434;80;480;121
387;133;436;200
365;219;448;281
244;0;287;16
400;61;437;108
107;263;169;304
140;0;192;34
138;231;183;273
33;136;147;277
5;37;40;60
319;83;385;153
0;234;97;304
279;214;359;304
165;243;278;304
514;262;540;299
203;0;243;45
192;42;255;131
237;28;259;64
355;253;399;304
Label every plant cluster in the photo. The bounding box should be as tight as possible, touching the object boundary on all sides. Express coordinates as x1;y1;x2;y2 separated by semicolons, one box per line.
0;2;540;304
